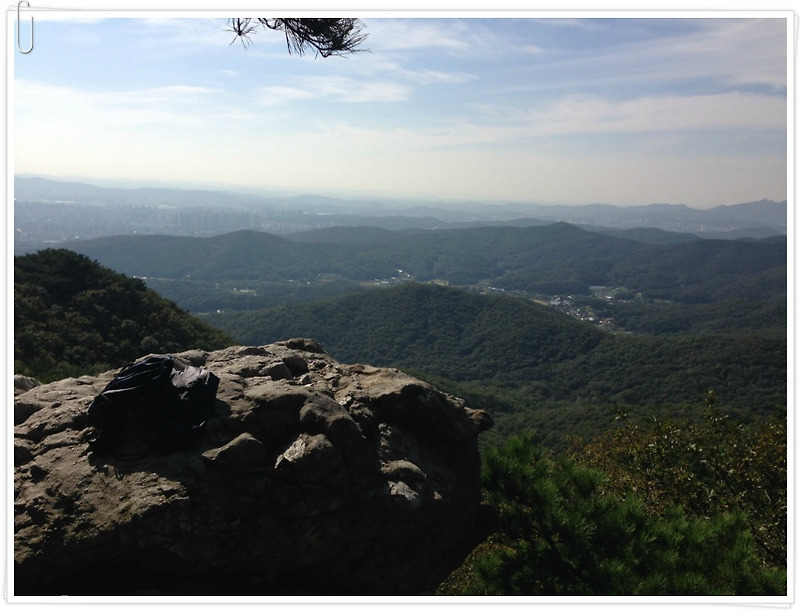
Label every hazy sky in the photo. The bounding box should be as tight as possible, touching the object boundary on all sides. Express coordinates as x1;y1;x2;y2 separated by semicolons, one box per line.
13;12;790;207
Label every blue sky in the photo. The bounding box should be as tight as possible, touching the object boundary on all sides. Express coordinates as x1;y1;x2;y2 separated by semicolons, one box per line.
13;12;790;207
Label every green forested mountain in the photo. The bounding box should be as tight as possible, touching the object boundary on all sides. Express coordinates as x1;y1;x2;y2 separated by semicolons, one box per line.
204;282;605;381
202;283;785;446
14;249;235;382
65;223;786;303
42;222;786;446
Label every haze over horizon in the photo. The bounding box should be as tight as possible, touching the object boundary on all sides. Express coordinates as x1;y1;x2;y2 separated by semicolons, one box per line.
13;172;787;213
13;12;790;209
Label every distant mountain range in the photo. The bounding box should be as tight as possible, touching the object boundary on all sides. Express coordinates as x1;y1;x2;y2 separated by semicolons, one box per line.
507;200;787;238
14;246;786;442
61;222;786;314
14;177;787;252
14;176;271;208
14;185;787;445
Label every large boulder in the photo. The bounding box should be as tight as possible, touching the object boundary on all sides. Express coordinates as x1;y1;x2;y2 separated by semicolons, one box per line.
13;340;493;596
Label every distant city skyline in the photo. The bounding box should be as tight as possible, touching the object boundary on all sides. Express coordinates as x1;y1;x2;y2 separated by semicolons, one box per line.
13;11;790;208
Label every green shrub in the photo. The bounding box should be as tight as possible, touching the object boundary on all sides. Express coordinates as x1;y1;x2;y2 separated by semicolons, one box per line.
455;434;785;596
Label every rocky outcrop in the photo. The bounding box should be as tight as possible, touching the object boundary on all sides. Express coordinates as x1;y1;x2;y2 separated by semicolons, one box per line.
13;340;493;596
14;374;41;397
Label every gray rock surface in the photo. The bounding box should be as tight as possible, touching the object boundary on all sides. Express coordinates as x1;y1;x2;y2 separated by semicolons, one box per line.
14;374;40;396
13;339;492;596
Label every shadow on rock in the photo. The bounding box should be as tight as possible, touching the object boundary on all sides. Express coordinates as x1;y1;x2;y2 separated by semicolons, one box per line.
14;340;493;596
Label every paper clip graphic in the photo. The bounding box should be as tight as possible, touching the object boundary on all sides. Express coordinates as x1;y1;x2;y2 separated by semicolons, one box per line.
17;0;33;54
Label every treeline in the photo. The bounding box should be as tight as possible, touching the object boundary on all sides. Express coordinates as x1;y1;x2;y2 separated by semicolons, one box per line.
14;249;235;382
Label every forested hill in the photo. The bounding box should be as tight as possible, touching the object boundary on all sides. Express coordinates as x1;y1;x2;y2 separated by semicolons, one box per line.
21;224;785;443
205;282;605;382
64;222;786;302
14;249;235;382
202;283;786;420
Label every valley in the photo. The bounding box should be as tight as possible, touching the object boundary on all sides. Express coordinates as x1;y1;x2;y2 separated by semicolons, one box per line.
47;219;786;450
13;185;788;595
14;178;787;449
14;177;787;254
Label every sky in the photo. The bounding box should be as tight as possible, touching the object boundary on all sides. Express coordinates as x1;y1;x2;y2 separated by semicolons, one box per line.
12;10;791;208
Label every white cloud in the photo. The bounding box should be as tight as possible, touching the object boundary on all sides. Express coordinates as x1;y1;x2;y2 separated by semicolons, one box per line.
364;17;553;61
16;80;227;129
461;90;785;147
126;84;224;105
697;18;787;90
526;91;786;135
257;75;412;104
135;17;234;51
567;18;786;93
257;86;316;105
397;68;475;85
363;18;474;52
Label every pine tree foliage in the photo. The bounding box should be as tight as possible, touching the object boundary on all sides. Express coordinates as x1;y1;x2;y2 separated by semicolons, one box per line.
227;17;368;57
449;433;786;596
